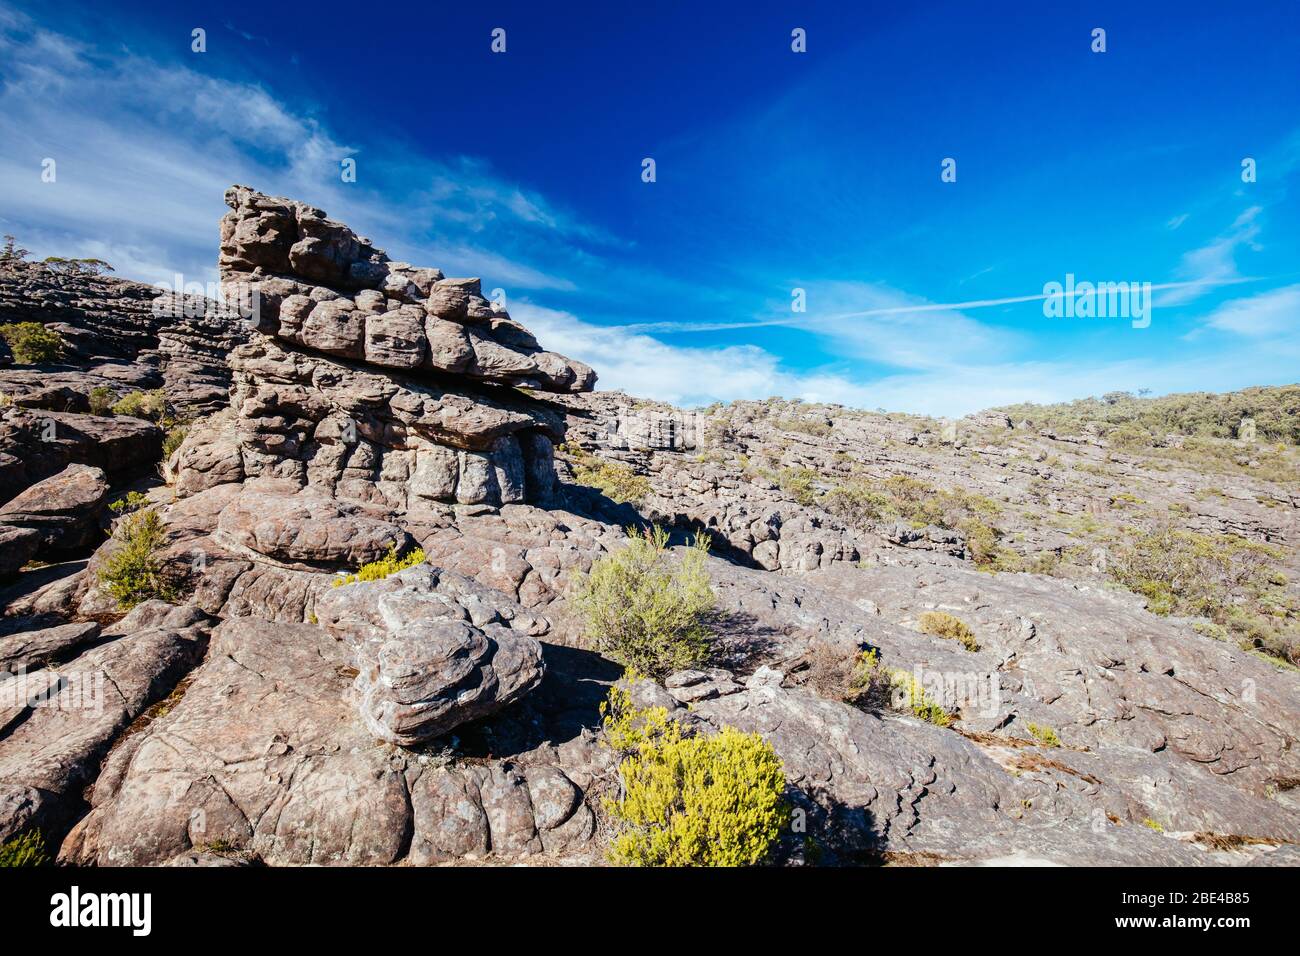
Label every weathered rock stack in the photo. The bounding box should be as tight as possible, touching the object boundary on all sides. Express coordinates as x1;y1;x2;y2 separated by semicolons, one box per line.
176;186;595;514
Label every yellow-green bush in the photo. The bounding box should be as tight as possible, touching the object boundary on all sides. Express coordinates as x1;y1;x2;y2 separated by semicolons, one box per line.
918;610;980;652
0;830;48;867
99;508;177;610
109;490;150;515
162;424;188;460
0;322;63;364
573;525;714;678
564;444;651;505
848;650;952;727
601;684;788;867
1026;722;1062;748
883;659;953;727
332;544;426;587
111;388;168;423
88;386;116;416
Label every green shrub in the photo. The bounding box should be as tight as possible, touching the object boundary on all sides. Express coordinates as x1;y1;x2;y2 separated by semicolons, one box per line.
1026;722;1063;748
848;650;953;726
109;491;151;515
332;544;426;587
564;444;651;505
1108;523;1298;664
601;684;788;867
885;659;953;727
111;388;168;423
573;525;713;678
0;322;63;364
918;611;980;652
774;467;820;506
99;508;177;610
0;830;48;867
162;424;189;460
88;386;116;416
1142;817;1165;833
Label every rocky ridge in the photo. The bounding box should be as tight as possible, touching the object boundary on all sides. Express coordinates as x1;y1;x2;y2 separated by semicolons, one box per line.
1;189;1297;867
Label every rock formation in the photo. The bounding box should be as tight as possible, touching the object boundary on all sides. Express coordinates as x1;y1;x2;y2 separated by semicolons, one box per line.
183;185;595;513
0;256;245;418
315;563;547;746
2;188;1297;869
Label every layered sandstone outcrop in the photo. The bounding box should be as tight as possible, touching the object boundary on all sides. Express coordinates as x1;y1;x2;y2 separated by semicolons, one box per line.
174;186;595;513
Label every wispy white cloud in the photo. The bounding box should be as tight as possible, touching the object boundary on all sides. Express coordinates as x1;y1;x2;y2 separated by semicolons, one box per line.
0;6;608;288
1199;283;1300;338
617;277;1257;349
516;301;1300;416
1156;206;1263;307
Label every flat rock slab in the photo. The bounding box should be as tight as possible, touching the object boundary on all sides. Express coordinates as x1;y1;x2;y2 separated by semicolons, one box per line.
0;601;210;843
0;621;100;673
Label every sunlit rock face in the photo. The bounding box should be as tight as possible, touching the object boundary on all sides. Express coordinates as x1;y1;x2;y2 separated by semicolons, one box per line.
178;184;596;510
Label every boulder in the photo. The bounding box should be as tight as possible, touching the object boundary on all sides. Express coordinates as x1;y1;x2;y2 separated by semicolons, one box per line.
314;563;547;745
0;463;109;554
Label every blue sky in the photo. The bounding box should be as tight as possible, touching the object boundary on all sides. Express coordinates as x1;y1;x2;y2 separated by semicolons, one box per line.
2;0;1298;414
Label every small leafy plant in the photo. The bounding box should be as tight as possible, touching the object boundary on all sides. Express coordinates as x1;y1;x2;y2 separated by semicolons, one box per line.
0;830;49;867
332;543;426;587
109;491;151;515
111;388;168;423
573;525;714;678
564;444;651;505
99;508;177;610
918;610;980;652
88;386;116;416
1026;722;1063;748
0;322;63;364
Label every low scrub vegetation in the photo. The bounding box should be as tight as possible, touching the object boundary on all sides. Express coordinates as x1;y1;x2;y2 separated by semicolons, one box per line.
995;385;1300;446
162;424;189;460
0;321;63;364
774;416;833;438
1026;722;1063;748
0;830;48;867
563;444;651;505
918;611;980;652
109;491;151;515
807;647;953;727
88;386;116;416
1108;524;1298;664
99;508;177;610
601;683;788;866
41;256;114;276
332;544;426;587
574;525;714;678
111;388;168;423
823;474;1016;570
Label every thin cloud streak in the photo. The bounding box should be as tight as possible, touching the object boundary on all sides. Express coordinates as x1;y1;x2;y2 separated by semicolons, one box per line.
615;276;1263;335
